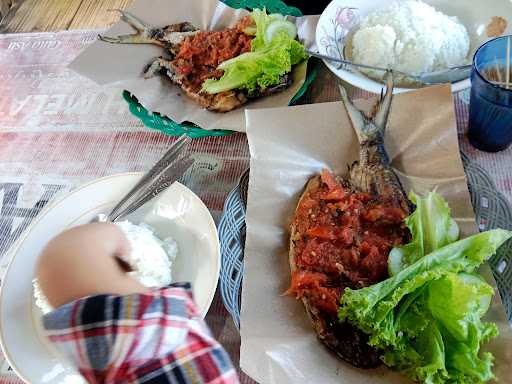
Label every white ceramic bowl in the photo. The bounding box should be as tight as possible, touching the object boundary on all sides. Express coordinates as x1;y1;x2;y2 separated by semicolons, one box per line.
0;174;220;384
316;0;512;93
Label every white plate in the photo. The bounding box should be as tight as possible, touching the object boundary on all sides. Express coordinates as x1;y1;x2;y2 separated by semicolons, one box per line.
316;0;512;93
0;173;220;384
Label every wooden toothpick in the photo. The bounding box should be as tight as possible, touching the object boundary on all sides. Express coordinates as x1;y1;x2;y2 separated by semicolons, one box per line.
506;36;510;89
494;56;503;83
490;80;512;86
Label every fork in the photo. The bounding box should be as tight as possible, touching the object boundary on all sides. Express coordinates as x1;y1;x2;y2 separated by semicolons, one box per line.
93;134;194;223
306;50;472;85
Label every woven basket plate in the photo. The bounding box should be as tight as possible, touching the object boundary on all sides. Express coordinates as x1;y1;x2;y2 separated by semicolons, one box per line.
218;154;512;328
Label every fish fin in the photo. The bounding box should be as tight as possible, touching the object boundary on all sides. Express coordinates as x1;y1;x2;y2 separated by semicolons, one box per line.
372;71;395;133
143;57;181;81
99;10;165;47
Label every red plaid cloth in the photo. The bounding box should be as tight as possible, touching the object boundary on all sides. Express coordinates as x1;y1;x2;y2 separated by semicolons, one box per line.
42;283;239;384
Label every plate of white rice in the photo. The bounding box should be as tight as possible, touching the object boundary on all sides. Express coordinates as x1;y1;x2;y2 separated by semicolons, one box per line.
0;174;220;384
316;0;512;93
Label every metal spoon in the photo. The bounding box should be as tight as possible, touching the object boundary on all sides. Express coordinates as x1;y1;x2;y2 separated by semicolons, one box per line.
93;134;193;223
307;50;472;85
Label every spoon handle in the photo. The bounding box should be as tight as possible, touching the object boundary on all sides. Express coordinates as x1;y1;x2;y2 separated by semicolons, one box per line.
307;50;471;85
306;50;408;77
108;134;191;220
110;155;194;222
415;65;472;84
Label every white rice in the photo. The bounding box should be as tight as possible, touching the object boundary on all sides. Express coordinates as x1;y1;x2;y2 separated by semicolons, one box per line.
32;278;53;315
33;221;178;315
115;220;178;288
351;0;470;77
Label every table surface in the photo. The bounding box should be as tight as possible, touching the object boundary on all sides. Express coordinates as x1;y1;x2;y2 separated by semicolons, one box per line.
1;2;511;384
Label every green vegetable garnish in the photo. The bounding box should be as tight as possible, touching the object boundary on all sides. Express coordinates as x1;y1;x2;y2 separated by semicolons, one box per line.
202;8;307;94
388;191;459;276
339;191;511;384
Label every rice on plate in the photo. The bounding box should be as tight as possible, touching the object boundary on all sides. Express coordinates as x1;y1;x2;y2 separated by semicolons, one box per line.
351;0;470;79
33;220;178;314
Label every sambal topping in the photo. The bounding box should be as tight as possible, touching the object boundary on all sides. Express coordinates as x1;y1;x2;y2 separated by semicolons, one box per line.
286;271;341;315
172;16;255;90
288;169;410;316
320;169;341;192
363;206;407;223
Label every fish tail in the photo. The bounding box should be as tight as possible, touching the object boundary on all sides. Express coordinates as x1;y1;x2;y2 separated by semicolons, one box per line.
373;71;394;133
338;71;395;144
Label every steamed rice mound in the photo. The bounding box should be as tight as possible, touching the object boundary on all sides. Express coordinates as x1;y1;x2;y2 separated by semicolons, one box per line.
351;0;470;76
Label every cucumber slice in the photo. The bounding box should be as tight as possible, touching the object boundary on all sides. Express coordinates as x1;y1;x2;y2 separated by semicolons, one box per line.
447;217;460;243
388;247;405;276
264;20;297;43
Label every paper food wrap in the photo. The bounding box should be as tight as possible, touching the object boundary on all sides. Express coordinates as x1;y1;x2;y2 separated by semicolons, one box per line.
241;84;512;384
70;0;318;132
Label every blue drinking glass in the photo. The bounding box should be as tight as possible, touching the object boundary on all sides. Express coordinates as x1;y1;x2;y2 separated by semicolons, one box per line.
468;36;512;152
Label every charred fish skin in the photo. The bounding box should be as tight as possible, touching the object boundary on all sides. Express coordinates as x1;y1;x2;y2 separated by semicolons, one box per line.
327;317;382;368
339;72;412;214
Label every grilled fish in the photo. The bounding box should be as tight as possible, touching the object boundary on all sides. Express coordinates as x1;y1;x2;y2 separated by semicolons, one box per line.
99;11;292;112
288;73;411;368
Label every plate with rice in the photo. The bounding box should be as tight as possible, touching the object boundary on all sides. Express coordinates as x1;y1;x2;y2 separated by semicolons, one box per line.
316;0;512;93
0;173;220;384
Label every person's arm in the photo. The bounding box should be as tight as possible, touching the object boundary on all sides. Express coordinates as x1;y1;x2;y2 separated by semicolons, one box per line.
36;222;148;309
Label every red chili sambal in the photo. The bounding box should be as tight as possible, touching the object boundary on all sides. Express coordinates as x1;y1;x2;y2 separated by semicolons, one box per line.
172;16;254;91
288;169;410;316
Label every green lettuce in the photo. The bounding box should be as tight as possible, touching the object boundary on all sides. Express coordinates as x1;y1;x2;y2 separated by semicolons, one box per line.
428;273;494;341
380;272;498;384
250;8;272;51
202;9;307;94
339;192;511;384
389;191;460;275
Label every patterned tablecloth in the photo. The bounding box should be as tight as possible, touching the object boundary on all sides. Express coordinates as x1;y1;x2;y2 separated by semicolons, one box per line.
0;30;511;384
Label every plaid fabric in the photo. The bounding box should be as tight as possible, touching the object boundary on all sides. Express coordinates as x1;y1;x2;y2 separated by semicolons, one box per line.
42;283;239;384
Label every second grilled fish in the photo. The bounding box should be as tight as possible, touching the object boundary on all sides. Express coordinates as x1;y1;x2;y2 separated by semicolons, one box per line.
99;11;292;112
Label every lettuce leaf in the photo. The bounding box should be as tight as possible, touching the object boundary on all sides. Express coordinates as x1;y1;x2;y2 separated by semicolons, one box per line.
389;191;460;275
379;272;499;384
339;229;508;344
339;192;511;384
202;9;307;94
428;273;494;341
250;8;272;51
